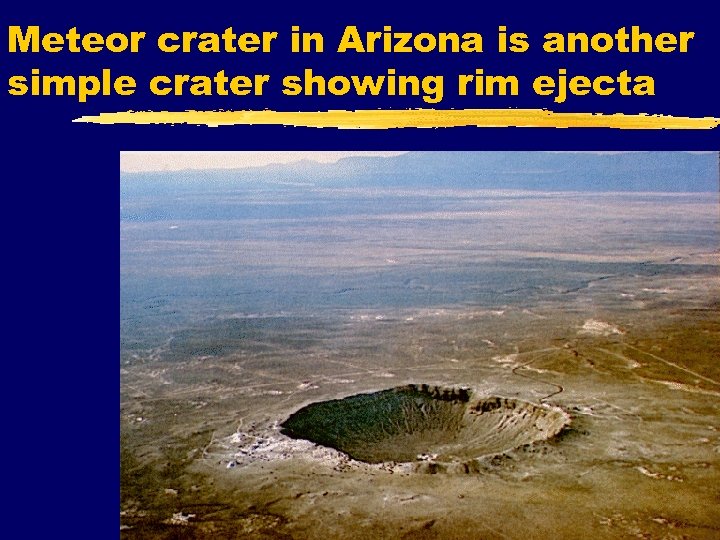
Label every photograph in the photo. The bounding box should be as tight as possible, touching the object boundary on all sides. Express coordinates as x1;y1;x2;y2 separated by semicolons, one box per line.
120;150;719;538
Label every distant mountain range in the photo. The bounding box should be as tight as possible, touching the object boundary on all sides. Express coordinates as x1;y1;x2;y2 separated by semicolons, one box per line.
121;151;718;193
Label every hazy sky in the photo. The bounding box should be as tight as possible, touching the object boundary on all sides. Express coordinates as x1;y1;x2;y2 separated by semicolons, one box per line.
120;151;408;172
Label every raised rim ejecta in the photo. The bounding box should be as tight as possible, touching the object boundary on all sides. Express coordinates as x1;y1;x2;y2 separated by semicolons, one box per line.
280;384;571;472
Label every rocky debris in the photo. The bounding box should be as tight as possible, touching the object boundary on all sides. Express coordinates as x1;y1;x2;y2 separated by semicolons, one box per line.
163;512;196;526
207;423;356;470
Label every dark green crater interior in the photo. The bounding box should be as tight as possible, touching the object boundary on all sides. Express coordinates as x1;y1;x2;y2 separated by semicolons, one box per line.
280;384;569;464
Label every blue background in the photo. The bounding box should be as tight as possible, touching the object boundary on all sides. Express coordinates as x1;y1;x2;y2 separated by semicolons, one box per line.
2;2;718;536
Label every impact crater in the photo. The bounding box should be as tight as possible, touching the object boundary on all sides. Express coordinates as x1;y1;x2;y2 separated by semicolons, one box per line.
280;384;570;471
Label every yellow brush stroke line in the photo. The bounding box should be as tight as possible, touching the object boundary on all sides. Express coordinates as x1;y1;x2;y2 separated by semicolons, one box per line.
74;109;720;129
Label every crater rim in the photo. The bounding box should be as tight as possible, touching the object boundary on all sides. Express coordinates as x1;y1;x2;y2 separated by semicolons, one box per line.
280;384;571;471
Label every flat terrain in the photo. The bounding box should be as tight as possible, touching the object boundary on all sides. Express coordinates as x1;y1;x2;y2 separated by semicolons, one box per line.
121;189;720;538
